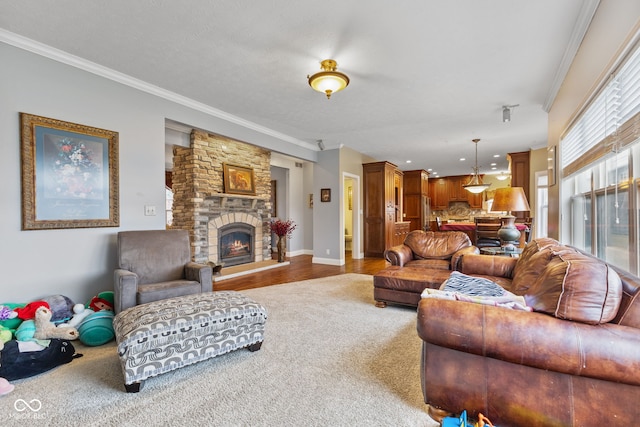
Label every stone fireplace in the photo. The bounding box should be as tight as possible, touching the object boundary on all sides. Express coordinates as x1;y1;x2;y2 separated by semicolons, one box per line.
204;194;268;266
171;130;272;266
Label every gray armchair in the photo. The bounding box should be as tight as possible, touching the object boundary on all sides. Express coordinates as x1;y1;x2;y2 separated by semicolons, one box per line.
114;230;213;314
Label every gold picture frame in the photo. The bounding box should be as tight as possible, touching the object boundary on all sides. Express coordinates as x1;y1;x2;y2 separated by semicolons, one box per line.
223;163;256;195
20;113;119;230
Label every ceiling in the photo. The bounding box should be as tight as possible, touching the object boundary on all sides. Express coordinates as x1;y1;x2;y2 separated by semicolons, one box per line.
0;0;597;177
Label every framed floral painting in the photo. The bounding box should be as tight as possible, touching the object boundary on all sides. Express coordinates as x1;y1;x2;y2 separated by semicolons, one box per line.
20;113;119;230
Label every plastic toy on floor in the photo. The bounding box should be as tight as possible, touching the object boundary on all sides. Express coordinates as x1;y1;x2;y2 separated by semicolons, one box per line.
442;411;494;427
0;377;13;396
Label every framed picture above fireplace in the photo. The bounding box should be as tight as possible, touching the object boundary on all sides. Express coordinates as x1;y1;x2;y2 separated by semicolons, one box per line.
223;163;255;195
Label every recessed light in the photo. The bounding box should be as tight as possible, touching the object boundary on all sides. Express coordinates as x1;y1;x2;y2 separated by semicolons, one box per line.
406;160;412;163
490;163;497;166
491;167;497;170
427;168;433;172
459;158;466;161
493;154;500;158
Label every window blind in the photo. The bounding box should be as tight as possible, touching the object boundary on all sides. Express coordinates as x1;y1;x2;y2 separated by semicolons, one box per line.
561;42;640;175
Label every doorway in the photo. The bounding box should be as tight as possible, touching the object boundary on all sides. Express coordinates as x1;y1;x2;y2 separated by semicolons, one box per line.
343;173;361;259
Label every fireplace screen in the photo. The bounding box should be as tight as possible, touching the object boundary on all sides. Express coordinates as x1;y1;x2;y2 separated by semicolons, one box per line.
219;224;254;266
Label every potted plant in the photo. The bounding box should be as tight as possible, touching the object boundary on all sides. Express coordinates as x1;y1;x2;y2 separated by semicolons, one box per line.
270;218;296;262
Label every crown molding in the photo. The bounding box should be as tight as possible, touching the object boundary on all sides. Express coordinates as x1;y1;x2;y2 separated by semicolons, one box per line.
543;0;600;112
0;29;318;151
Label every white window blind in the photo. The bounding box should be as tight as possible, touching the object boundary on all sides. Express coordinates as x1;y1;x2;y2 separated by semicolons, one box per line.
561;42;640;171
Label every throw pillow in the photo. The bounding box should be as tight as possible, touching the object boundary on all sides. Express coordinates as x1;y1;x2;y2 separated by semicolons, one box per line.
524;251;622;324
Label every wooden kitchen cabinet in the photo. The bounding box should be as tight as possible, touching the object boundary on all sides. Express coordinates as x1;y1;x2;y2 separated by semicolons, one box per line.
508;151;531;220
363;161;403;257
403;170;429;231
429;178;449;210
429;175;485;209
467;190;484;209
447;176;467;201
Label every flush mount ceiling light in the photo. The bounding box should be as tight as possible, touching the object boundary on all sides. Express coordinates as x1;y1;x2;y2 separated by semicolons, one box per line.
502;104;520;123
308;59;350;99
463;138;491;194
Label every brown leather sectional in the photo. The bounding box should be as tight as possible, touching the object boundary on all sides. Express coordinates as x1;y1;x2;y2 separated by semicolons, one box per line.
373;230;479;307
417;238;640;426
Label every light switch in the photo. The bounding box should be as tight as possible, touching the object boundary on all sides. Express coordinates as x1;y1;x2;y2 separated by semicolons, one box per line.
144;205;157;216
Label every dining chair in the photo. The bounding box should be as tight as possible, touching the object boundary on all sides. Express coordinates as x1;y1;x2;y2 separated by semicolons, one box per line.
473;216;502;248
516;217;534;244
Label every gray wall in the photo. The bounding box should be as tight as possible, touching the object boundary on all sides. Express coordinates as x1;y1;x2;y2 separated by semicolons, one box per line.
0;42;317;303
312;149;341;263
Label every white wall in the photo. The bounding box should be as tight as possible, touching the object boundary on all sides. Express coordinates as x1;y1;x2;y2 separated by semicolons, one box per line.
0;42;317;303
268;154;308;256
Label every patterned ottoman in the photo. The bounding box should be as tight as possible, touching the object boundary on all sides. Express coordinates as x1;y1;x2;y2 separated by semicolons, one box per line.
113;291;267;392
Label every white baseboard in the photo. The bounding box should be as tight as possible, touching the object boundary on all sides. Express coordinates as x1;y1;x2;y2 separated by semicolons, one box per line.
311;256;344;266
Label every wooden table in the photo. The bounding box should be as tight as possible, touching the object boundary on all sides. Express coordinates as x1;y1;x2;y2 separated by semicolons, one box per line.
440;222;528;247
480;247;523;257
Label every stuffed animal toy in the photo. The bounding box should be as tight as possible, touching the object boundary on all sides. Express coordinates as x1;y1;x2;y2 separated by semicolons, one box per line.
15;320;36;341
0;326;11;344
41;295;75;322
0;303;24;331
14;301;49;320
0;306;17;321
88;291;114;312
33;307;79;340
57;304;94;329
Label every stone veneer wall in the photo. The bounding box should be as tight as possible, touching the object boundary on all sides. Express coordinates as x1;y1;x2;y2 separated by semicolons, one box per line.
171;130;272;264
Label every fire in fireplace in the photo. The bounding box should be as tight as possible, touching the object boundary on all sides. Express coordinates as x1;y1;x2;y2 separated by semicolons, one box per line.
219;224;254;267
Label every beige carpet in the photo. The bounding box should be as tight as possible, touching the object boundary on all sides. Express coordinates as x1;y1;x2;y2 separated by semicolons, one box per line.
1;274;439;427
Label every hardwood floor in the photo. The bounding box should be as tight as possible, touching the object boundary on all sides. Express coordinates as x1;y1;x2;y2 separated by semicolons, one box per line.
213;252;389;291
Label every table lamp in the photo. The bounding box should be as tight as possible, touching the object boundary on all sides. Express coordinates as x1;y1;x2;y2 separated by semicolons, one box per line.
491;187;530;250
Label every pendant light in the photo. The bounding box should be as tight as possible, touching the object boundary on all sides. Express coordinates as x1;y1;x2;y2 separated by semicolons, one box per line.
463;138;491;194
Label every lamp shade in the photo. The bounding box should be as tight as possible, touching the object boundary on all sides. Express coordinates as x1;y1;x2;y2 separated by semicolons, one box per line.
463;138;491;193
491;187;530;213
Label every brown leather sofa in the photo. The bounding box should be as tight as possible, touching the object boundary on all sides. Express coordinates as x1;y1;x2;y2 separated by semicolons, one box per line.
373;231;478;307
417;238;640;426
